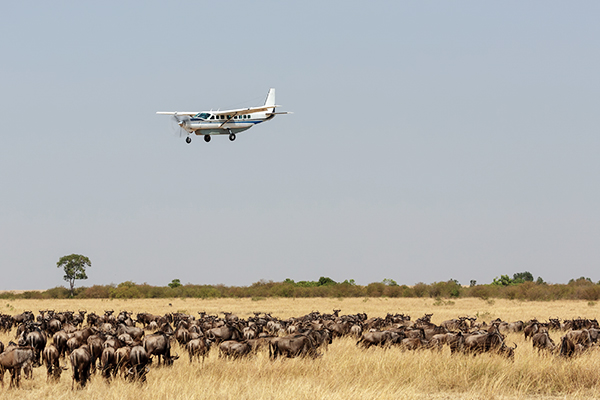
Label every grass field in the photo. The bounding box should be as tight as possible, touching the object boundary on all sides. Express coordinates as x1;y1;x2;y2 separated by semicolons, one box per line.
1;297;599;399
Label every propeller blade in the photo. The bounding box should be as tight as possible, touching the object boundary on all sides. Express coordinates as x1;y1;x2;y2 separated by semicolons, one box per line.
170;115;187;138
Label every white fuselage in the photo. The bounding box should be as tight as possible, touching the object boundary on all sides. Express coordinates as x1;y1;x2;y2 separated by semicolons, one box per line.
183;111;274;136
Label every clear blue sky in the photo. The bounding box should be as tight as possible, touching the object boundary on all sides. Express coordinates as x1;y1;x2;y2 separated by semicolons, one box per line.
1;2;599;290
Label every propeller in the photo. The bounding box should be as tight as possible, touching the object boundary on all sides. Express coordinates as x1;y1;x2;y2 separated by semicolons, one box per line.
170;113;189;139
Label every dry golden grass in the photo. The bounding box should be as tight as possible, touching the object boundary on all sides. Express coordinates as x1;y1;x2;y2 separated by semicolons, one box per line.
1;297;600;399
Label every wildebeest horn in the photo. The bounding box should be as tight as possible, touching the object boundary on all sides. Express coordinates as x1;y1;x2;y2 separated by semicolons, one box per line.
512;342;518;349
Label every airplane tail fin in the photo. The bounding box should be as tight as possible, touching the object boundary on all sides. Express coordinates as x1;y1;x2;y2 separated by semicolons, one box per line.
264;88;276;108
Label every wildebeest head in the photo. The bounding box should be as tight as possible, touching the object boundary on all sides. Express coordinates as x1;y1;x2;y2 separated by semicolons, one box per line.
164;352;179;366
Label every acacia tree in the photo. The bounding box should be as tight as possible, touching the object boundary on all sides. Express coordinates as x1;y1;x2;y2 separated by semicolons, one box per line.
57;254;91;297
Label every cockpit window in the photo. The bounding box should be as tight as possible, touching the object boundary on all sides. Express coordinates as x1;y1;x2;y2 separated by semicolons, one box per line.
194;112;211;120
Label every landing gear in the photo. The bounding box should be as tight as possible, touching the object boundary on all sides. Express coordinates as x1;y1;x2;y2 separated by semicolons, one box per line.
229;133;236;141
204;135;211;143
185;137;192;144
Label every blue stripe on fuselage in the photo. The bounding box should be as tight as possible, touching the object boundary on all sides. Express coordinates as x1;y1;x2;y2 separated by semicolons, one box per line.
189;119;262;124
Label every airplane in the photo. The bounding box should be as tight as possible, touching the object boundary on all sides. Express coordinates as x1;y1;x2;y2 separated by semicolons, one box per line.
157;88;291;144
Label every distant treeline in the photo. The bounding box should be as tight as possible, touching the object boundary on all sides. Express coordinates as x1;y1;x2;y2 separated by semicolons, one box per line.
3;276;600;301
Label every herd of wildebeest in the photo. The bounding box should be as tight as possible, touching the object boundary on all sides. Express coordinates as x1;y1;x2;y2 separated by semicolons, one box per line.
0;308;598;389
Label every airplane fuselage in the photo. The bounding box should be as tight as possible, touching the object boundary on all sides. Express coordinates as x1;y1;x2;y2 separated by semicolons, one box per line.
182;111;274;136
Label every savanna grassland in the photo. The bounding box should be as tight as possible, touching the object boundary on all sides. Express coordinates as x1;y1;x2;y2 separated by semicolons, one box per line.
2;297;600;400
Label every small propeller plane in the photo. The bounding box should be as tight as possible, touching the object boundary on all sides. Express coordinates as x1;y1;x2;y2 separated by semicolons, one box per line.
157;88;291;144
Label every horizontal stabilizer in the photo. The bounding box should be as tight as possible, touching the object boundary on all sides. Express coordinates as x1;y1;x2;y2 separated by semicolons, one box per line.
266;111;293;115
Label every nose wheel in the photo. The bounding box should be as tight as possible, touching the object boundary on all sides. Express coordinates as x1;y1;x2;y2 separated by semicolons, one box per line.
185;137;192;144
229;133;236;141
204;135;211;143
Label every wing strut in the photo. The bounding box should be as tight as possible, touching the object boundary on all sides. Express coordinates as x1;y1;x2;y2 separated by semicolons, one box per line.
219;113;239;128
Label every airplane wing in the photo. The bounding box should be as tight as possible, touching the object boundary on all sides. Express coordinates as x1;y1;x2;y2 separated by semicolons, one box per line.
212;105;282;127
156;112;197;116
156;105;282;120
211;105;282;116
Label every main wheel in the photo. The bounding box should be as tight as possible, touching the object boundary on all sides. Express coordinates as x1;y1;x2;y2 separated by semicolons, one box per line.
185;137;192;144
229;133;236;141
204;135;211;143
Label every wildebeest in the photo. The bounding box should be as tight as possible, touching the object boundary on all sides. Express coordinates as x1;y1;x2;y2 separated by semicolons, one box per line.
219;340;251;359
329;321;351;338
269;335;318;359
20;326;47;366
429;333;451;351
72;310;86;328
175;326;191;347
532;331;556;353
42;344;66;382
13;311;34;326
356;331;401;349
117;324;144;342
524;322;540;340
143;332;179;366
559;335;581;357
400;337;428;351
446;332;465;354
464;331;516;359
186;338;211;363
115;346;131;377
128;345;149;382
440;317;468;332
0;346;35;388
100;346;116;380
564;330;592;348
87;334;105;373
53;330;69;358
206;324;243;344
70;345;92;389
73;327;95;344
350;324;362;338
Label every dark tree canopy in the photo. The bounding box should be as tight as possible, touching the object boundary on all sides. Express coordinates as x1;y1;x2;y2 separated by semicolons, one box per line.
168;279;182;289
57;254;91;297
513;271;534;283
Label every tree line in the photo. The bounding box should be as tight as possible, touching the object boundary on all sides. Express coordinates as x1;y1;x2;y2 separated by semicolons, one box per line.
3;275;600;301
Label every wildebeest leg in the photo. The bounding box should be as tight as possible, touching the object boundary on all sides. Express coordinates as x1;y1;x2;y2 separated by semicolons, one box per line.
72;368;78;390
10;367;21;388
9;368;15;388
23;361;32;380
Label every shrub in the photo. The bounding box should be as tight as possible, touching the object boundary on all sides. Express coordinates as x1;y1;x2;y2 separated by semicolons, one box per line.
577;285;600;301
413;283;428;298
366;282;385;297
80;285;112;298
